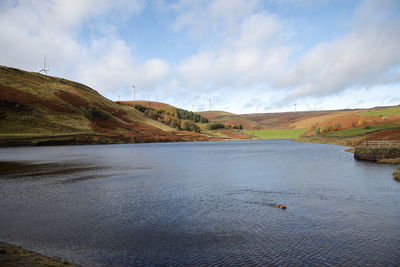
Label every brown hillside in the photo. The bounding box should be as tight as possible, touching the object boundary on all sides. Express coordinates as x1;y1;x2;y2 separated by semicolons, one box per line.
120;100;176;110
242;110;339;129
0;66;213;145
199;111;263;130
243;107;400;132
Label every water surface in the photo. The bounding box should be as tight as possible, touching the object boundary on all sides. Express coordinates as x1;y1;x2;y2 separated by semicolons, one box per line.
0;140;399;266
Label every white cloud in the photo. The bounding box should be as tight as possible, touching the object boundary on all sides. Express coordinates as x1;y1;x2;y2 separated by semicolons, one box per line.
77;39;135;93
173;4;290;92
168;0;261;40
278;0;400;100
169;0;400;112
0;0;149;98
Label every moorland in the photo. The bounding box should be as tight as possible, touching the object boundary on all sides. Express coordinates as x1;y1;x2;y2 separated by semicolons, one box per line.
0;65;399;147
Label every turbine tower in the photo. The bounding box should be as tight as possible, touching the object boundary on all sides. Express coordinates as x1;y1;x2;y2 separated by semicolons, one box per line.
38;54;49;75
132;84;136;101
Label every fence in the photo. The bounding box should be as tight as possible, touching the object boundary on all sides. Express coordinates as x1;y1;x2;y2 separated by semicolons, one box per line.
361;140;400;148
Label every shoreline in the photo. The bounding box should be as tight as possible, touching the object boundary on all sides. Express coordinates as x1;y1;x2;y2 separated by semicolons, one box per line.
0;132;225;147
0;241;78;266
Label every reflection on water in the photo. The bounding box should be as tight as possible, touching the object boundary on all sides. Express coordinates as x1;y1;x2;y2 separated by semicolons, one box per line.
0;140;399;266
0;160;109;183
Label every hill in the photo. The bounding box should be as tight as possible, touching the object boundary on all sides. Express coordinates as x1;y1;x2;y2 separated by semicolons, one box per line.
243;107;400;144
0;66;213;146
242;110;336;129
198;111;263;130
119;102;253;140
1;65;397;147
119;100;176;110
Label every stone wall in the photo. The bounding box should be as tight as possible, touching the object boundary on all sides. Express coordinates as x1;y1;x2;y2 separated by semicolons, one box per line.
354;147;400;161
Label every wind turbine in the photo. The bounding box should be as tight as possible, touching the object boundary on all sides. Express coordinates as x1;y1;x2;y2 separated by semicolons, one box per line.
132;84;136;100
38;54;49;75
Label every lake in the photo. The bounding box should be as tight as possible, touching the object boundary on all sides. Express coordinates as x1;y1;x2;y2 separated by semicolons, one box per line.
0;140;399;266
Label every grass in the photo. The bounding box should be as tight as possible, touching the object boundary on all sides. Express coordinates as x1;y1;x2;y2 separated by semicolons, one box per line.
244;129;307;139
377;158;400;164
358;107;400;117
325;122;400;137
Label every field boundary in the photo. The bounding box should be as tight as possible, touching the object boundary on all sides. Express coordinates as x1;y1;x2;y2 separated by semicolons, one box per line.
361;140;400;148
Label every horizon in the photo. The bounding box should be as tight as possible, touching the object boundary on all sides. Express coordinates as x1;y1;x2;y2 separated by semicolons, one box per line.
118;98;400;115
1;0;399;113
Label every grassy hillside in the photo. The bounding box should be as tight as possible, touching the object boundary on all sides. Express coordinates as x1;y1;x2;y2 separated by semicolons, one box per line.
242;111;336;129
243;107;400;132
198;111;263;130
0;66;213;146
120;102;253;140
119;101;208;132
324;122;400;137
120;100;176;111
243;106;400;144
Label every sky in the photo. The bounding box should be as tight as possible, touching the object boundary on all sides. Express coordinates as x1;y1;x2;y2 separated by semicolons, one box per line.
0;0;399;114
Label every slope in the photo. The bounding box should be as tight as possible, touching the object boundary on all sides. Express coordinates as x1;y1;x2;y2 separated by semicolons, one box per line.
243;107;400;144
199;111;263;130
0;66;211;146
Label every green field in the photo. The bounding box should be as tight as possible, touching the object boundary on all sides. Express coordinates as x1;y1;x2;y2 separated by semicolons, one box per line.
325;122;400;137
245;129;307;139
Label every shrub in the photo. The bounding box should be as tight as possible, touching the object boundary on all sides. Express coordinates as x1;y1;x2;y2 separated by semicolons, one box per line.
181;120;201;132
200;117;208;123
134;104;147;113
170;119;181;129
207;122;225;130
87;106;110;120
322;125;334;134
164;115;172;125
176;108;208;123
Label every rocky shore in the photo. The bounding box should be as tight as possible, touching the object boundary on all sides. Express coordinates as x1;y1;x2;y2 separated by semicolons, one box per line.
0;241;78;267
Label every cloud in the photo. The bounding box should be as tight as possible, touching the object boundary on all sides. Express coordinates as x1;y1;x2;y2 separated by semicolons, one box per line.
279;0;400;100
173;2;290;92
171;0;400;112
169;0;261;40
0;0;150;97
76;39;136;93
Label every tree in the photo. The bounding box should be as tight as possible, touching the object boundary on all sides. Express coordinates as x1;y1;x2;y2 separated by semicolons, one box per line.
207;122;225;130
181;120;201;132
170;119;181;129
